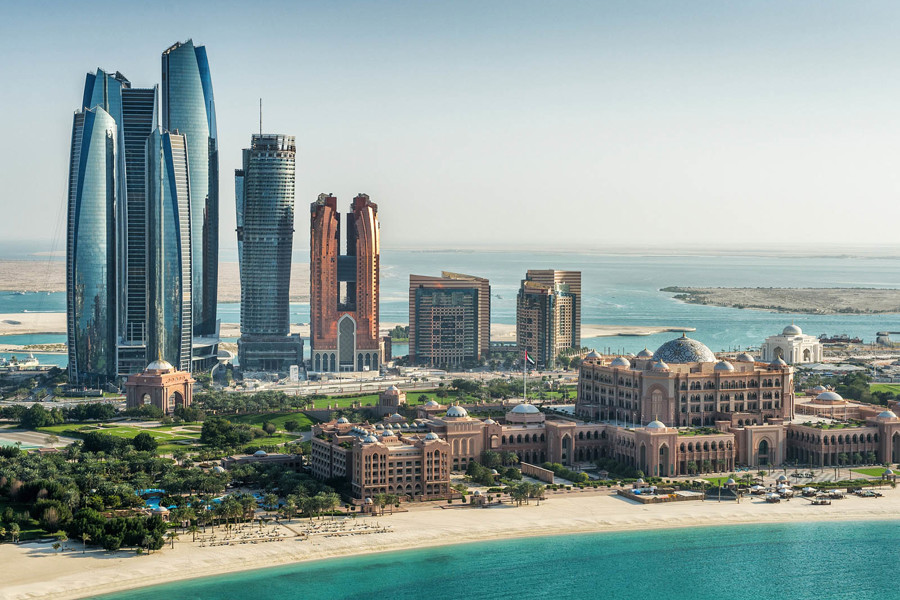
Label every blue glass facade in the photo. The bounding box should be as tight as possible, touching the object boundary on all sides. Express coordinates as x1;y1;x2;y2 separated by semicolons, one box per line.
161;40;219;339
146;130;193;371
66;107;118;385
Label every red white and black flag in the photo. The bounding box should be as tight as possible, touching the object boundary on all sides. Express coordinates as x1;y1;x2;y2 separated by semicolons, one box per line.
524;351;536;366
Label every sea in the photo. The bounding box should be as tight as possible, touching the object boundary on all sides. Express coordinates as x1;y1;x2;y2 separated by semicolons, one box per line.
4;249;900;365
89;520;900;600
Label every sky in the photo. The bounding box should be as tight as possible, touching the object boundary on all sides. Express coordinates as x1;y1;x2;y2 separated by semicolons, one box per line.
3;0;900;256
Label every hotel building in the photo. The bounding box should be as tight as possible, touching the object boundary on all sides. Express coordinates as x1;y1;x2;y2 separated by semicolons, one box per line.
408;272;491;367
516;270;581;368
309;194;381;372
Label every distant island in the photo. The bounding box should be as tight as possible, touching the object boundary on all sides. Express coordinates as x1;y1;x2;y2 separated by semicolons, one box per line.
661;286;900;314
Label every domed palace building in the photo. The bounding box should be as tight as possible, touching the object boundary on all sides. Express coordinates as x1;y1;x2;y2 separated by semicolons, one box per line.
576;334;794;474
761;324;823;364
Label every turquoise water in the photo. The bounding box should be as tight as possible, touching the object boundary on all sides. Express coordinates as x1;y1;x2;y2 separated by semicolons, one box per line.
3;252;900;359
91;520;900;600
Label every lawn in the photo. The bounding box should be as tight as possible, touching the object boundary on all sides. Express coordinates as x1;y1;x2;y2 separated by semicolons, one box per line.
870;383;900;394
229;411;313;432
851;467;893;477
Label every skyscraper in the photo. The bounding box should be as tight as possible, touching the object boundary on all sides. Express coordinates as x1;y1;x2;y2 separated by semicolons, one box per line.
161;39;219;347
79;70;159;376
310;194;381;372
516;270;581;369
66;105;119;386
408;272;491;368
235;134;303;372
146;130;193;371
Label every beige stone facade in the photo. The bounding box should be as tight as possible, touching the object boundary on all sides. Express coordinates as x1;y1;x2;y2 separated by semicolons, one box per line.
124;360;193;416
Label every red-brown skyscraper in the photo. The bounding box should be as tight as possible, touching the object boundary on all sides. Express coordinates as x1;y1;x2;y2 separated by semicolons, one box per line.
310;193;381;372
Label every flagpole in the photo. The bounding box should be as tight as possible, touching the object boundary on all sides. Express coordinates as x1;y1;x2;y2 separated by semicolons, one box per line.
523;352;527;402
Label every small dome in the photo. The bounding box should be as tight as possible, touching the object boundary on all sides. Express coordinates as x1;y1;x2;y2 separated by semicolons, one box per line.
364;497;373;504
491;469;499;475
816;391;843;402
636;478;645;484
735;352;756;363
375;424;384;430
636;348;654;359
777;475;788;482
381;430;394;437
650;360;669;372
473;490;482;496
811;385;827;392
783;324;803;336
725;478;736;485
654;335;716;364
391;413;403;419
363;435;378;443
212;466;225;473
336;417;349;424
770;357;788;366
425;400;440;407
402;423;410;429
510;403;539;414
610;356;631;368
483;418;496;425
254;450;268;457
645;420;666;430
884;469;894;476
385;385;400;393
424;432;439;440
446;405;469;418
146;359;174;372
585;350;602;359
877;410;898;420
715;360;735;372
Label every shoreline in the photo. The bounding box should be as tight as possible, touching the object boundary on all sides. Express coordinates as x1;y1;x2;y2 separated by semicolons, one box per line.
3;488;900;600
662;286;900;315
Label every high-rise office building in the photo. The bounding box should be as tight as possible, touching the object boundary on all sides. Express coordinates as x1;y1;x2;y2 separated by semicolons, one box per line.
310;194;381;372
66;105;119;386
235;134;303;372
161;39;219;353
409;272;491;368
146;130;193;371
516;270;581;369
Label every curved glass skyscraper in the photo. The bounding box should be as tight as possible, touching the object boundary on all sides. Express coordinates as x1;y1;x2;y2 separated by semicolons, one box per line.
66;106;119;385
146;130;193;371
161;40;219;340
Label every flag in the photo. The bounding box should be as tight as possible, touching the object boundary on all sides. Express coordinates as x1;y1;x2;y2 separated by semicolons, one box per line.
524;351;536;366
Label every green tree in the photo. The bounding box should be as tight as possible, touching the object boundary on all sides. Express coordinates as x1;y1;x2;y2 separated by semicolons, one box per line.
284;420;299;432
131;432;158;453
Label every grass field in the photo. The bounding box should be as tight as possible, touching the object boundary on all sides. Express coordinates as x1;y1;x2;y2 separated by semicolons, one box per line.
229;411;314;432
851;467;893;477
870;383;900;394
35;421;300;454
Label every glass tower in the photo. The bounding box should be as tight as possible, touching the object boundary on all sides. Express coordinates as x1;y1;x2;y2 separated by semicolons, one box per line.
236;134;303;372
66;106;119;386
146;130;193;371
161;39;219;341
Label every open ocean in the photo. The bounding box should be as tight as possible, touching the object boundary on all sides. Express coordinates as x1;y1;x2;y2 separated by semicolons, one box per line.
90;520;900;600
4;249;900;363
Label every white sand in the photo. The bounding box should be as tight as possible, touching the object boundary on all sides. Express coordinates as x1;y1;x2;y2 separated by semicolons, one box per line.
3;487;899;600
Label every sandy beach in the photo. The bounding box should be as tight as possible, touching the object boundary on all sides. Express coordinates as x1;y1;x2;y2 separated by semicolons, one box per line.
3;487;898;600
6;314;692;344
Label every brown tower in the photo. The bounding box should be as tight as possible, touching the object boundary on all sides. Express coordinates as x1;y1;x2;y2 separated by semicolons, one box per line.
310;194;381;372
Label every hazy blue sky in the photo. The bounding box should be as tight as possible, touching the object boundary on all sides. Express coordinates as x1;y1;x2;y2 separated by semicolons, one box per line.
3;1;900;255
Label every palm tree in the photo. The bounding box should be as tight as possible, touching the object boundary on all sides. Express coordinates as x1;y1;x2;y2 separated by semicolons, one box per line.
81;532;91;553
284;497;298;522
188;525;199;542
10;523;20;544
59;532;68;550
166;531;179;549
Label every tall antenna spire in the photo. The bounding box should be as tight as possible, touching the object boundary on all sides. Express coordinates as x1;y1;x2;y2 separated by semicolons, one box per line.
259;98;262;136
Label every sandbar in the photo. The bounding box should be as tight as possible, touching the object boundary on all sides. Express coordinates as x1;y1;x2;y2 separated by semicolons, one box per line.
663;286;900;315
